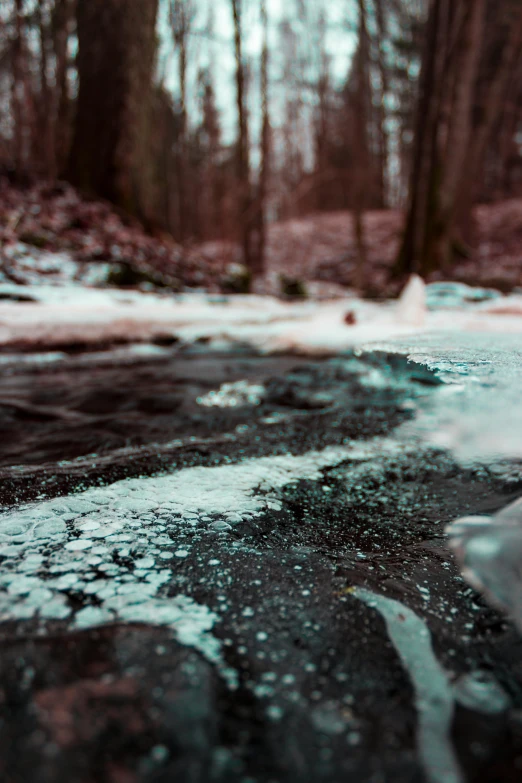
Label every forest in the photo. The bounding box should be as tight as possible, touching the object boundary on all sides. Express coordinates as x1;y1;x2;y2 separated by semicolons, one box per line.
2;4;522;783
1;0;521;293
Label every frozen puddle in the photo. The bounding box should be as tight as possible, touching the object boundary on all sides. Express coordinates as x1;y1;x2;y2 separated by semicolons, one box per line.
0;439;405;682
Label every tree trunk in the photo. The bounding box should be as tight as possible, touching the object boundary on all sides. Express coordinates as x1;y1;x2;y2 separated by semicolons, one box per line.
52;0;73;177
231;0;255;277
394;0;486;278
498;61;522;196
430;0;485;271
67;0;159;223
169;0;192;242
314;10;330;212
374;0;390;208
37;0;55;178
352;0;370;291
455;8;522;245
11;0;26;175
251;0;270;279
177;40;188;241
394;0;449;278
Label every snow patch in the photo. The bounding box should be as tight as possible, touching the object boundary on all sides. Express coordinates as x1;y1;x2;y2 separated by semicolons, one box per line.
1;277;520;355
354;588;464;783
0;441;398;683
197;380;265;408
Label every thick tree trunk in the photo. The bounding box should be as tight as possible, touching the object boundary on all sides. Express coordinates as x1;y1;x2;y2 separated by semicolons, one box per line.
395;0;485;278
430;0;485;271
394;0;449;278
455;8;522;245
498;68;522;196
67;0;159;223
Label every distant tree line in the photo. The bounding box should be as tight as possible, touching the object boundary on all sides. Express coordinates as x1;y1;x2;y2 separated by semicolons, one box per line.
0;0;521;284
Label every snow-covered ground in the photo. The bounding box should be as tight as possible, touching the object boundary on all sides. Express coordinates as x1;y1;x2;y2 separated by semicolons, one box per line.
1;273;522;466
1;275;522;353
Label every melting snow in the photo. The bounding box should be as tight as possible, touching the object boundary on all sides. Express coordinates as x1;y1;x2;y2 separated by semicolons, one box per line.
0;441;398;682
197;380;265;408
371;331;522;461
354;588;464;783
1;276;522;355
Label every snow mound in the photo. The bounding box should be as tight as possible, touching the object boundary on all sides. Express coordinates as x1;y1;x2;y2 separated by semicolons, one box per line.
396;274;426;326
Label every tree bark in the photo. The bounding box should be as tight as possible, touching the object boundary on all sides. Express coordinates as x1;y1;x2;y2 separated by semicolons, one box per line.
11;0;26;175
352;0;370;291
394;0;449;278
169;0;193;242
251;0;270;279
431;0;485;271
394;0;486;278
455;7;522;244
231;0;255;276
374;0;390;208
52;0;73;177
67;0;159;223
37;0;55;178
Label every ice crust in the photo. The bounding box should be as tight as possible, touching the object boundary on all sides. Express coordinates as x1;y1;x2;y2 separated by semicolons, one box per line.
0;442;394;678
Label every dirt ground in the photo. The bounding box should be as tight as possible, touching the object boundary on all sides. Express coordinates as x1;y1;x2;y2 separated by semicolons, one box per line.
2;178;522;295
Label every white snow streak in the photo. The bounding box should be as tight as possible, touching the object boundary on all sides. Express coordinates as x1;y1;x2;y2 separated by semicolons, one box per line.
354;588;464;783
0;442;396;684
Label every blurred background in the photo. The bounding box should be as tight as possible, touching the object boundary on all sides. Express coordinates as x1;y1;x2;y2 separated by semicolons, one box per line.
0;0;521;295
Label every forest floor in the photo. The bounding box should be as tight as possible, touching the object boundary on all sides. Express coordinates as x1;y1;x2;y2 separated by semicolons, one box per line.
2;178;522;295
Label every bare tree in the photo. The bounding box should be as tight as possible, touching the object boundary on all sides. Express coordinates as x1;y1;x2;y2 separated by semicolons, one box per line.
11;0;26;174
313;6;331;211
251;0;270;278
277;14;307;219
197;67;223;240
230;0;255;276
52;0;74;176
456;5;522;244
431;0;485;270
395;0;486;277
373;0;390;207
352;0;370;290
169;0;194;242
67;0;159;222
37;0;54;178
